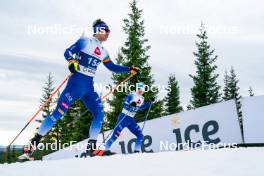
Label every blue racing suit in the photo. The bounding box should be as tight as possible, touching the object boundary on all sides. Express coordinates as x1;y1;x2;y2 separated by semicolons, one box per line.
104;92;151;152
37;36;130;140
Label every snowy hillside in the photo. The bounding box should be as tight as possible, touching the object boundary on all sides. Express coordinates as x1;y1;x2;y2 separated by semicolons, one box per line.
1;148;263;176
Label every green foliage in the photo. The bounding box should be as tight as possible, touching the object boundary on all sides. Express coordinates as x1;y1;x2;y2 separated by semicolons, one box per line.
35;72;56;157
0;146;23;164
223;67;244;141
107;0;163;129
223;67;242;118
190;23;221;108
164;74;183;115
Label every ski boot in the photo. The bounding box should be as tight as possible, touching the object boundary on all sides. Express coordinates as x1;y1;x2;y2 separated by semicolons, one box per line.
17;146;35;162
86;139;97;157
92;149;116;156
17;133;42;162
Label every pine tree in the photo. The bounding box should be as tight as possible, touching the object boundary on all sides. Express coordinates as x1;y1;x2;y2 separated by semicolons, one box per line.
223;71;230;100
248;86;254;96
39;73;55;148
164;74;183;115
0;154;4;163
190;23;221;108
6;148;12;163
107;0;163;129
223;67;242;119
0;150;4;163
0;146;23;163
34;73;56;158
39;72;55;119
222;67;243;141
10;146;21;163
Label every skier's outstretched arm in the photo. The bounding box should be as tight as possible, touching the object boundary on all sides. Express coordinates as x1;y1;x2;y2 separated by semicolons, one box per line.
103;57;131;73
64;38;88;73
138;102;151;111
64;38;85;61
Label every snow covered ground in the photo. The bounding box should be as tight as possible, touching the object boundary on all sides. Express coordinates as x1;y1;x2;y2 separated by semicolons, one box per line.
0;148;263;176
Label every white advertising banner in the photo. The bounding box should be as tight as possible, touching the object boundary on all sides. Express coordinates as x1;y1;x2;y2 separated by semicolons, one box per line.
43;100;242;160
242;95;264;143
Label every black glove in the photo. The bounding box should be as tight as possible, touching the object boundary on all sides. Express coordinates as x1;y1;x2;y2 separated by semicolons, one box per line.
68;59;79;74
130;102;137;107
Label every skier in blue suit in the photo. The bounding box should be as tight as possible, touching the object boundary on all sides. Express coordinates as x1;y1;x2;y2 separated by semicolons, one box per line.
18;19;139;161
94;82;154;156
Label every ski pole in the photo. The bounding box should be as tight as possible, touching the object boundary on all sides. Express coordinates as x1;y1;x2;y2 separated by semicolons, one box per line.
100;73;136;100
100;110;130;147
141;103;153;131
7;75;70;148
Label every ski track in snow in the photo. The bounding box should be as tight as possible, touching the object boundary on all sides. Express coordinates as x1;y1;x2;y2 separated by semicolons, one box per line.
0;148;263;176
